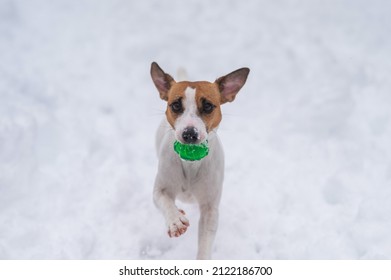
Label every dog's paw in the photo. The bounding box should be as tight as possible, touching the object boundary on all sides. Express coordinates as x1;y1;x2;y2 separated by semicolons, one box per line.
167;209;190;238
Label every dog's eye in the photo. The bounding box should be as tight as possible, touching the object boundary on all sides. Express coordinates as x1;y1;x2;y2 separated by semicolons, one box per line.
170;100;183;113
202;100;215;114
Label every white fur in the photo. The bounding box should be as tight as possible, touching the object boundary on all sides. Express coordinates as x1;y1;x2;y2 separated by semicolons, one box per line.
154;108;224;259
174;87;207;144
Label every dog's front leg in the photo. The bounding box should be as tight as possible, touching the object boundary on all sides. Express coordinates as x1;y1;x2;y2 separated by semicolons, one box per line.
197;203;219;259
153;186;189;238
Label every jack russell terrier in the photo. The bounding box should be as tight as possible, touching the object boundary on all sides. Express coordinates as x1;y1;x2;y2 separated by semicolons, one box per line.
150;62;249;259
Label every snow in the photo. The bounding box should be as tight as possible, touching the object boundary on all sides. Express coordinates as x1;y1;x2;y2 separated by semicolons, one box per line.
1;0;391;259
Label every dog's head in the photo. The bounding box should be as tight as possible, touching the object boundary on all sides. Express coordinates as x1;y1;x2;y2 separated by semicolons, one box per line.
151;62;249;144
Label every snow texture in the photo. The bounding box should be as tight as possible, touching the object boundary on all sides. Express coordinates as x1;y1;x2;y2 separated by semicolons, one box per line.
1;0;391;259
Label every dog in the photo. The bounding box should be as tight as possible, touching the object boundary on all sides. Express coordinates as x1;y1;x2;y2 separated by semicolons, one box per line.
150;62;249;259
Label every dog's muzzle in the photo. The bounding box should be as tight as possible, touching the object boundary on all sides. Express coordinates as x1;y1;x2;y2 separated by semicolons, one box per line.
182;127;199;144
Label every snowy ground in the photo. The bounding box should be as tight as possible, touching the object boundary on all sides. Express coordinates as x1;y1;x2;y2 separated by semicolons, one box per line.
1;0;391;259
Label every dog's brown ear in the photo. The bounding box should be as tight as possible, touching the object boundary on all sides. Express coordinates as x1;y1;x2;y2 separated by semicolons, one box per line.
151;62;176;101
215;67;250;104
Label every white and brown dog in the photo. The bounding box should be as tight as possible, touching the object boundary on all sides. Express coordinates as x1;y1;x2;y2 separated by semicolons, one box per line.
150;62;249;259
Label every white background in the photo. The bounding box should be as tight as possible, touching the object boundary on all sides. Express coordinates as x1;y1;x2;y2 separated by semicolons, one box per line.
0;260;390;280
0;0;390;259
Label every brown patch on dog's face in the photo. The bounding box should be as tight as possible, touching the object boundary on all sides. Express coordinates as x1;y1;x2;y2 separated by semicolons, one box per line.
193;82;222;132
165;82;189;129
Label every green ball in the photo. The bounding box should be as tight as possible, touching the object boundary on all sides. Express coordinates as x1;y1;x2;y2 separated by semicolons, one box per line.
173;140;209;161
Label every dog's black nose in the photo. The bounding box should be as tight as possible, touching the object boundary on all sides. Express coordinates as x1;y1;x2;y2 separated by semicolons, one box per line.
182;127;199;144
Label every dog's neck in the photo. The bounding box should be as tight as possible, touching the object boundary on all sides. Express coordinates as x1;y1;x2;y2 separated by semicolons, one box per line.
178;130;217;191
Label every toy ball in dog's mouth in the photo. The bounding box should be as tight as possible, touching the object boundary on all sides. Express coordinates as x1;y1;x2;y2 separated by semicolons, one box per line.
173;140;209;161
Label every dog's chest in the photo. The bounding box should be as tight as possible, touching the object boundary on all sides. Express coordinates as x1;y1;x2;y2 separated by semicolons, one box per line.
180;160;204;192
